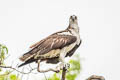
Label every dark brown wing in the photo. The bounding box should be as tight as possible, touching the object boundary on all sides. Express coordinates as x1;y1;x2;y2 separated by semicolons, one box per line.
29;30;69;49
29;39;45;49
46;39;82;64
66;39;82;57
19;34;77;62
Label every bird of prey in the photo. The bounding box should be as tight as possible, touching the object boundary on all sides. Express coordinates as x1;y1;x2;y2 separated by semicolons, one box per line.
18;15;82;72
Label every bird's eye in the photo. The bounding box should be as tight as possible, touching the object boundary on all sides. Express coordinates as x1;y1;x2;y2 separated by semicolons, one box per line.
75;16;77;19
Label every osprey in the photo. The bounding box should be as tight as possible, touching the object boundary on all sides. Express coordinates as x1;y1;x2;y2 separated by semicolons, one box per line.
18;15;82;71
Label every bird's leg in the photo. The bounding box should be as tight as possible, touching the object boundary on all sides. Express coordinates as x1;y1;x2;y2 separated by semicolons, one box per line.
59;55;70;70
56;49;70;70
37;60;41;72
37;60;60;73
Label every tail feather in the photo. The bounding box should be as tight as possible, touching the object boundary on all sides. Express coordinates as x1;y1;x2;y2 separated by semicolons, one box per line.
19;53;34;62
18;62;28;68
18;52;37;67
18;57;37;67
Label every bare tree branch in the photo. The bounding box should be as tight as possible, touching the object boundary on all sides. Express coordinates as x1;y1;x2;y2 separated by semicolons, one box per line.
0;65;60;74
0;65;105;80
37;67;60;73
37;60;60;73
61;66;67;80
0;65;36;74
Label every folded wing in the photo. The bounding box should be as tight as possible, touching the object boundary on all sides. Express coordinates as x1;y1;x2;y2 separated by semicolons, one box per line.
19;34;77;62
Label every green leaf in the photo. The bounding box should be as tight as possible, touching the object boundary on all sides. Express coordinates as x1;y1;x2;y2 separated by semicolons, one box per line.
48;73;60;80
2;46;8;54
10;75;17;80
0;44;8;65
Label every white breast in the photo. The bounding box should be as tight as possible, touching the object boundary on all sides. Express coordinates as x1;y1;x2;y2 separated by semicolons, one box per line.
57;31;72;35
70;29;80;45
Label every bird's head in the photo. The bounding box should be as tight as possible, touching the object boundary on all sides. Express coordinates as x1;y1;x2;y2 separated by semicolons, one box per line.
69;15;78;25
68;15;79;32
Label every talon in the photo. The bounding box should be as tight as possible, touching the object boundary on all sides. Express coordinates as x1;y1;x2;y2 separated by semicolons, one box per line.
57;63;64;70
64;63;70;69
55;70;60;73
55;63;70;72
55;65;62;72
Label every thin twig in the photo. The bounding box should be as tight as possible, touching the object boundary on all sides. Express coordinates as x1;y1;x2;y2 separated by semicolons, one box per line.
4;54;10;60
0;65;36;74
26;73;30;80
43;73;48;80
21;67;24;80
0;65;60;74
28;64;38;74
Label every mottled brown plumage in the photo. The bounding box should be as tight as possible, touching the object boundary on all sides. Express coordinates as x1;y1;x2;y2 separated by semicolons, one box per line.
19;34;77;61
18;15;81;67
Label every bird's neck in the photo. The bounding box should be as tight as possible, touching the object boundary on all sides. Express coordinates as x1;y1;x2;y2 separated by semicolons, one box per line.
67;23;80;45
68;23;79;33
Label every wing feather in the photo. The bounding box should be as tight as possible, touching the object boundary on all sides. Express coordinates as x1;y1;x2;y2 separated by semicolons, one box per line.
19;34;77;62
29;39;45;49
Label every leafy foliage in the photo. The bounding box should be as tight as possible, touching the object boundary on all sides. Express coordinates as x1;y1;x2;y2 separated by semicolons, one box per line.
0;73;19;80
9;74;19;80
0;44;8;65
0;44;20;80
66;55;80;80
48;74;60;80
46;55;81;80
